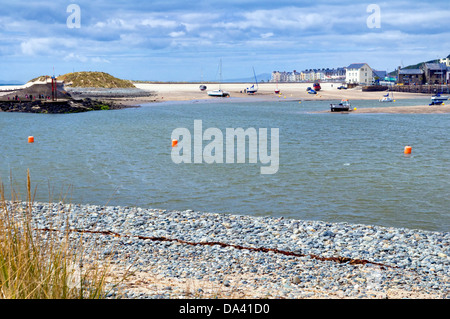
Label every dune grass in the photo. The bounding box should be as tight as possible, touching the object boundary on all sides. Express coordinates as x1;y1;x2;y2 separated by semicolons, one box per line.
0;170;118;299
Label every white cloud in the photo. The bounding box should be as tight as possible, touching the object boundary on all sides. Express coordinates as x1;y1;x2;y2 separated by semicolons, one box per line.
260;32;274;39
64;53;88;63
169;31;186;38
21;38;75;56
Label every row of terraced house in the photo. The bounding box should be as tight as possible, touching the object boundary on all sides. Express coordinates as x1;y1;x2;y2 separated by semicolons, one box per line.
271;68;346;83
271;57;450;86
271;64;386;85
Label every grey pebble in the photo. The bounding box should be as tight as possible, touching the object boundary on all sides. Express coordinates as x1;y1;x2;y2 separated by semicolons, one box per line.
10;201;450;299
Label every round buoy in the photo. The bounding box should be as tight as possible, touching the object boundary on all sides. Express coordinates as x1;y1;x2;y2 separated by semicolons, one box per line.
28;136;34;143
404;146;412;154
353;107;357;111
172;139;178;147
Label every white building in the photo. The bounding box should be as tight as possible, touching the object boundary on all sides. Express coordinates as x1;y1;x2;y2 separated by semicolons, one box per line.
440;57;450;67
345;63;374;85
289;70;302;82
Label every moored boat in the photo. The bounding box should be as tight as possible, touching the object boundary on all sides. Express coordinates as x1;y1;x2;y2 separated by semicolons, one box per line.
379;92;394;102
307;87;317;94
246;67;258;94
430;93;448;105
207;59;230;97
207;89;230;97
330;99;351;112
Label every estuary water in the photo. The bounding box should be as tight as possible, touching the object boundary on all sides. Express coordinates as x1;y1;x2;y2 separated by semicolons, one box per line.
1;98;449;232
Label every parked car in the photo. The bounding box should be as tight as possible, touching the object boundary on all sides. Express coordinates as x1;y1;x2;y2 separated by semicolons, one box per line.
337;85;347;90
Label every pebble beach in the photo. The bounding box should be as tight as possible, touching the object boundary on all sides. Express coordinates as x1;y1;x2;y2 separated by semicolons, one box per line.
16;201;449;299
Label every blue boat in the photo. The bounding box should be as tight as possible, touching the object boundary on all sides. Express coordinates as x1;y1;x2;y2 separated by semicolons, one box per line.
307;87;317;94
430;93;448;105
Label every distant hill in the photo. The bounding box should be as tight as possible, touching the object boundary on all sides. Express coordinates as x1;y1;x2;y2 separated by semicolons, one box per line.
222;73;272;83
29;72;135;88
0;80;23;85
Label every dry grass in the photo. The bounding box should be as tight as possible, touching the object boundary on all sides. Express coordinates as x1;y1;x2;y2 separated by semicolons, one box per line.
0;170;123;299
57;72;136;88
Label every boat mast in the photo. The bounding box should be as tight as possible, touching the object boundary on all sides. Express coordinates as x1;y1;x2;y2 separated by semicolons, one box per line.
253;67;258;90
219;59;222;91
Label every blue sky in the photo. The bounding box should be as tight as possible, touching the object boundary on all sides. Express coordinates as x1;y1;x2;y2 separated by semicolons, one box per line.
1;0;449;82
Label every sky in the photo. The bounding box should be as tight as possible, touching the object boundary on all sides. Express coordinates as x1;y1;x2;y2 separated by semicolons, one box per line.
1;0;449;83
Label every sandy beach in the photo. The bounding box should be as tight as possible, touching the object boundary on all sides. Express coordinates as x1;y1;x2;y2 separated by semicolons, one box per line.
132;82;430;102
2;81;448;114
130;82;450;114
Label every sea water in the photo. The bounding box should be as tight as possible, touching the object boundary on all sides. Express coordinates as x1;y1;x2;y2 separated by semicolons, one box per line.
0;98;448;232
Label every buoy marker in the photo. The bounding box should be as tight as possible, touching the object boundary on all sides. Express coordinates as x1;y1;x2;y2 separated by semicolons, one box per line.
28;136;34;143
172;139;178;147
404;145;412;154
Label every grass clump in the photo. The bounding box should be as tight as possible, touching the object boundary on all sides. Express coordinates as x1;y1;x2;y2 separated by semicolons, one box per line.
0;170;115;299
57;72;136;89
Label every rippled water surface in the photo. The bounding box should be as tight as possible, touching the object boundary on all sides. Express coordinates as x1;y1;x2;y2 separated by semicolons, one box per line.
1;98;449;232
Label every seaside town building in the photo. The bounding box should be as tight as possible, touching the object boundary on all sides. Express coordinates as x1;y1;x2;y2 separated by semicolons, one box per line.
271;67;346;83
439;57;450;67
397;62;449;85
397;69;425;85
373;70;387;83
345;63;374;85
422;63;448;85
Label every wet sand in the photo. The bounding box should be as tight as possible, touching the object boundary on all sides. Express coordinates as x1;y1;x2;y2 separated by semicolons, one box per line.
350;104;450;114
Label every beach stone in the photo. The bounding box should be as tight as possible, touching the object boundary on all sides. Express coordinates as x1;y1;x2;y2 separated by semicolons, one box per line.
6;200;448;299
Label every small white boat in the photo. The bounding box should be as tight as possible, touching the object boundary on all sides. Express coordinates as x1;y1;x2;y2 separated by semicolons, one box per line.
331;99;351;112
207;59;230;97
379;92;394;102
207;89;230;97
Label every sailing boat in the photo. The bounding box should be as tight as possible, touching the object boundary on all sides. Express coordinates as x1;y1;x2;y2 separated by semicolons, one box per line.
208;59;230;97
379;86;394;102
246;67;258;94
274;74;280;94
379;92;394;102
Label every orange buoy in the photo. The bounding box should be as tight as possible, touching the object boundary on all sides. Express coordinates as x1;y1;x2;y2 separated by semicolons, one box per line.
172;139;178;147
28;136;34;143
404;146;412;154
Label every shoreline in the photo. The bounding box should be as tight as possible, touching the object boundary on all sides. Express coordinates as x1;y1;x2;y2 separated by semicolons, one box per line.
2;82;448;114
124;83;450;114
16;200;449;299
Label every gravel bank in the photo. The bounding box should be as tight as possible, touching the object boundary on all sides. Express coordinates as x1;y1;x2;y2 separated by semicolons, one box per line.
10;202;449;299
